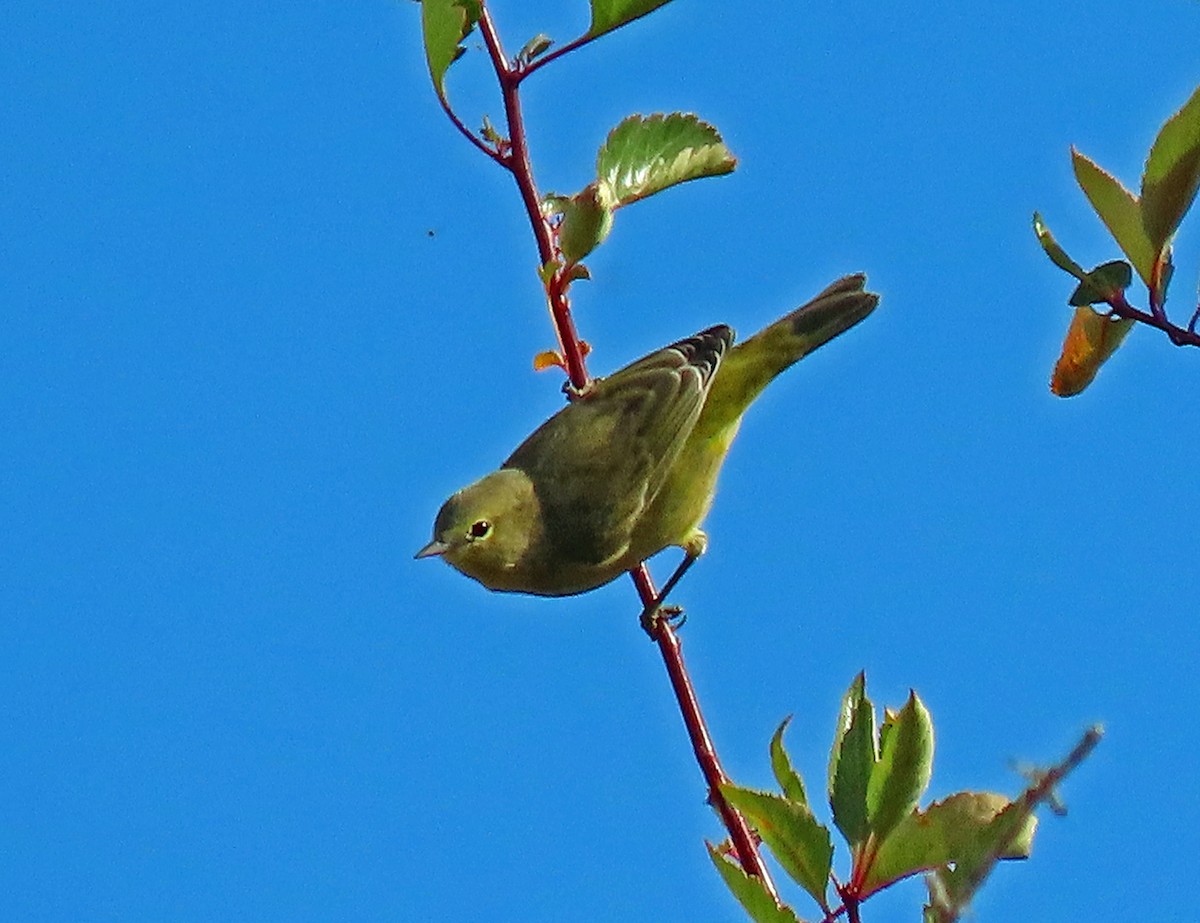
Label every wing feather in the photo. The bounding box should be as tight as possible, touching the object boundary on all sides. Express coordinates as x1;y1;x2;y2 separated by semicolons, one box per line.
504;325;732;566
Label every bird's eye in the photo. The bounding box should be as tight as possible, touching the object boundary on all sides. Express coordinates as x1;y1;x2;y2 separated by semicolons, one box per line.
468;519;492;540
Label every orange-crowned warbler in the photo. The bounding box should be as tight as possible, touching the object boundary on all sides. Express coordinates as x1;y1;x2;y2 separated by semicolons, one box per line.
416;274;878;597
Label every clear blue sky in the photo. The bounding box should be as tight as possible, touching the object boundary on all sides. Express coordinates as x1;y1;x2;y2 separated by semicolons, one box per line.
3;2;1198;921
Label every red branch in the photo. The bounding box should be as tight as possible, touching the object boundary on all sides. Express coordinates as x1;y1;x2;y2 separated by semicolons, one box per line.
631;565;780;901
477;7;590;388
1108;289;1200;347
437;1;778;899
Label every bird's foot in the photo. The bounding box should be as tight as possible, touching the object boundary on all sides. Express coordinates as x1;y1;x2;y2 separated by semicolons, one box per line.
640;603;686;639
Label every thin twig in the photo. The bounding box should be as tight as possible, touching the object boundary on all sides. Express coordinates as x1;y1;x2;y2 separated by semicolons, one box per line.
453;1;776;898
435;89;505;165
517;32;599;82
632;565;781;902
477;5;590;386
930;726;1104;923
1109;291;1200;346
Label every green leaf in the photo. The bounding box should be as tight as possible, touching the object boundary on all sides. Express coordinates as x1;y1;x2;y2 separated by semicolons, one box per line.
770;717;809;807
722;784;833;911
587;0;674;39
828;672;877;850
596;113;736;208
1071;148;1156;287
1032;212;1088;281
516;32;554;65
867;691;934;844
420;0;481;106
707;844;804;923
1141;84;1200;254
863;792;1033;896
926;798;1039;921
1050;306;1135;397
550;183;615;264
1068;260;1132;306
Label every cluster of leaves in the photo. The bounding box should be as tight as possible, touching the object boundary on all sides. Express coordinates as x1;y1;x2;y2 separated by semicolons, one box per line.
711;675;1042;923
1036;84;1200;396
419;0;735;297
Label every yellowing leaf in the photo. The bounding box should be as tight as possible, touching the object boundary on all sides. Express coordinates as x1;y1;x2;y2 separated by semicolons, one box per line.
1050;306;1135;397
533;350;566;372
533;342;590;372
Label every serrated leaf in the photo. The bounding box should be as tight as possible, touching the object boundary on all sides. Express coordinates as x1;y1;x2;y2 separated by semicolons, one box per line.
867;691;934;845
596;113;736;208
926;797;1039;919
1050;306;1135;397
1032;212;1088;281
1068;260;1133;306
1141;84;1200;254
1071;148;1156;287
722;784;833;910
707;844;804;923
420;0;481;106
587;0;674;39
828;672;877;850
863;792;1032;896
770;717;809;807
555;183;614;264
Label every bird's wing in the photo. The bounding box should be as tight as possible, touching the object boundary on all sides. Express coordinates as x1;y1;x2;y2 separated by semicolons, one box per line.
504;325;733;566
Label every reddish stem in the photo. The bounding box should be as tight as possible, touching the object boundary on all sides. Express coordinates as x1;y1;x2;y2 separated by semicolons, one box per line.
631;565;780;901
1109;290;1200;347
516;32;599;83
445;1;777;897
477;7;590;387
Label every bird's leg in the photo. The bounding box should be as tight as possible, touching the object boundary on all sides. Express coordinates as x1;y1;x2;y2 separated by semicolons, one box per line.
638;551;699;637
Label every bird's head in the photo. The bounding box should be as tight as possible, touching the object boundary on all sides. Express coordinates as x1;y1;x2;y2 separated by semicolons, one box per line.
415;469;542;591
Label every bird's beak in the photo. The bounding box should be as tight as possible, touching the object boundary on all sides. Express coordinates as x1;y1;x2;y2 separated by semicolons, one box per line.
414;539;450;560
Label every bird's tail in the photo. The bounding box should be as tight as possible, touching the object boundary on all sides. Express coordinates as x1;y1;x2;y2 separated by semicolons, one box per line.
708;273;879;420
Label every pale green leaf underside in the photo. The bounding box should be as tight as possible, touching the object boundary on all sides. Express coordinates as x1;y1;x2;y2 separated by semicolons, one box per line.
597;113;736;207
926;798;1039;918
1071;148;1156;286
864;792;1035;895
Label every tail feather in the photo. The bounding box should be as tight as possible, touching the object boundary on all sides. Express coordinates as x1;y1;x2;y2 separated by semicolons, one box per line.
705;273;879;424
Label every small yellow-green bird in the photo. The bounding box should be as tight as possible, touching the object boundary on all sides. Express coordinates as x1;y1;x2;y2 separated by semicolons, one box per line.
416;274;878;597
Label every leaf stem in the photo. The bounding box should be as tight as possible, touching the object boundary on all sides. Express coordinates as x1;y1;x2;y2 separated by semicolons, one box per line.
435;88;504;165
516;32;598;83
